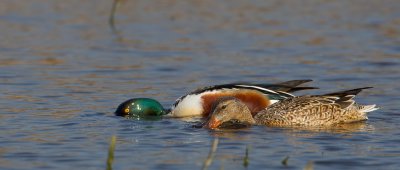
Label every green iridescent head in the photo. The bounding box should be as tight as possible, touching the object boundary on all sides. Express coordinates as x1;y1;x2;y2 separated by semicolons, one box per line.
115;98;166;119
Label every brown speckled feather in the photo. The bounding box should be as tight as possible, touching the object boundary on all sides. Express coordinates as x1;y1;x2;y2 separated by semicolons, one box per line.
255;95;372;127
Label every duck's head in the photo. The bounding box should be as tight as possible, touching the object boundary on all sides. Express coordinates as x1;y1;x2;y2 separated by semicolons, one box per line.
115;98;167;119
205;97;255;129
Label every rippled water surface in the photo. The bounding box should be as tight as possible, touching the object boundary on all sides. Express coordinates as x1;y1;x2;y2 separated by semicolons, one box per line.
1;0;399;169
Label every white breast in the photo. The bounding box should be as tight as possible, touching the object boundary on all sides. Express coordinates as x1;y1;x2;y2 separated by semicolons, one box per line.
167;94;204;117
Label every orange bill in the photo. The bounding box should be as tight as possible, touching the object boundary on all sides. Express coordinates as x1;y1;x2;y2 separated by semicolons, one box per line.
206;118;221;129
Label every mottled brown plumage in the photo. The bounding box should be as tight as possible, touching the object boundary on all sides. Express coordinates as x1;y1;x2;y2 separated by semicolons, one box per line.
205;88;378;129
255;95;375;127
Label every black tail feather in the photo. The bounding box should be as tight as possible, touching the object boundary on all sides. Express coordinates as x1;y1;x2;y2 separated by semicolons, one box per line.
324;87;373;97
276;79;313;87
252;79;317;93
285;86;319;93
273;79;317;93
189;80;317;96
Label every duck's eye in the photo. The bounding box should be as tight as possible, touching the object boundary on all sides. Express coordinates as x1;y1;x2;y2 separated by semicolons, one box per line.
221;105;227;110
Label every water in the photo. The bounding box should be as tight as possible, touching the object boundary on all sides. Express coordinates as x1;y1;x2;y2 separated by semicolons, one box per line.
0;0;399;169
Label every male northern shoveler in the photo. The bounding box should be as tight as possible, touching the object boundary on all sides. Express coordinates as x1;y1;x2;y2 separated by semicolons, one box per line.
166;79;317;117
205;87;378;129
115;98;166;118
115;80;317;118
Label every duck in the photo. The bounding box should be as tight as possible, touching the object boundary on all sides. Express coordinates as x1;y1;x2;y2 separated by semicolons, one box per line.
205;87;378;129
115;80;317;118
166;79;317;117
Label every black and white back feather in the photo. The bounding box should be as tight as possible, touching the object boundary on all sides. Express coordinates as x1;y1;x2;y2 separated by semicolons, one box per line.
172;79;317;108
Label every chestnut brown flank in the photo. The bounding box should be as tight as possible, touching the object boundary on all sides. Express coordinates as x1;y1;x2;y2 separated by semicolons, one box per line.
201;90;270;117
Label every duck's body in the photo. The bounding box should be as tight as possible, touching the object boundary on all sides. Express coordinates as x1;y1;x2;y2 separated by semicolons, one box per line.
255;95;377;127
167;80;316;118
169;89;270;118
206;87;378;129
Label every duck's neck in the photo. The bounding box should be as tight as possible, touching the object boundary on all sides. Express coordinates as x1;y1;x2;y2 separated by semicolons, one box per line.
240;115;257;125
234;106;257;125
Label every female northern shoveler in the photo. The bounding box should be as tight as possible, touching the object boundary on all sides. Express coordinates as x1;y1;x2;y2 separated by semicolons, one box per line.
166;79;317;117
205;87;378;129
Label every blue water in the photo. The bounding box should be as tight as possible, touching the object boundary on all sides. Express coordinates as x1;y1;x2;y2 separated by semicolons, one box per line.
0;1;399;169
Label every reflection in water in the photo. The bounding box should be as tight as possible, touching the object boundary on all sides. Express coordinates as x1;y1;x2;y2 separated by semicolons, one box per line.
280;121;375;134
202;121;374;141
201;138;219;170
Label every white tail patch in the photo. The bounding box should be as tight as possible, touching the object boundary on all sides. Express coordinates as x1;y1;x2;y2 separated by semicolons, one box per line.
359;104;379;113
